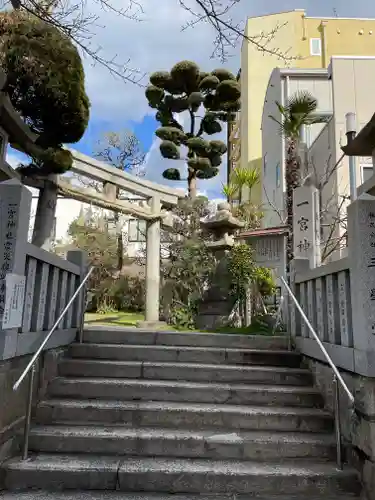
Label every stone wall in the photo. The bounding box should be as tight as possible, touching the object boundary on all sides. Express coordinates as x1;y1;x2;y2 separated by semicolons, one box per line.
0;346;67;465
305;356;375;500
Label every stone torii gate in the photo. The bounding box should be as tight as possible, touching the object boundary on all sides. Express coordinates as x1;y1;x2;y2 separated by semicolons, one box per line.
58;150;185;327
0;64;185;325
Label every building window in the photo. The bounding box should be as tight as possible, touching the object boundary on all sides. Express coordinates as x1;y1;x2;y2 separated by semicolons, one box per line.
310;38;322;56
128;219;146;242
361;165;373;184
276;162;280;188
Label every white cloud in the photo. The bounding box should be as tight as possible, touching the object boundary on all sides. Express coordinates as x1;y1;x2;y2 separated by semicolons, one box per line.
81;0;244;123
6;151;24;169
80;0;375;124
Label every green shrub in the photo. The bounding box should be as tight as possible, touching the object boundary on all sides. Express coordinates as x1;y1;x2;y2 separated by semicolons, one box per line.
90;275;145;313
168;303;195;330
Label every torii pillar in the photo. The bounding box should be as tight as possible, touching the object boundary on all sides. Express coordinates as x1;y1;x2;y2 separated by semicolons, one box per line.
143;196;162;325
102;182;164;327
137;196;168;329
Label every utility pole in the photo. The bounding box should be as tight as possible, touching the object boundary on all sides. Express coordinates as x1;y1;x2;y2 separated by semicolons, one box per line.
345;112;357;202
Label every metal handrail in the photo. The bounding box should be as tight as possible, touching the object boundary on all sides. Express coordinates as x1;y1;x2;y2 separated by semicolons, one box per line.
281;276;354;402
281;275;354;470
271;295;284;338
13;266;94;459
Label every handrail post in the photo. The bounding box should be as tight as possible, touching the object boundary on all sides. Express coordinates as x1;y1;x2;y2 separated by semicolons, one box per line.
333;374;343;470
271;296;284;338
13;267;94;392
288;327;292;352
280;276;354;403
279;273;355;470
11;267;94;462
78;286;88;344
22;363;36;460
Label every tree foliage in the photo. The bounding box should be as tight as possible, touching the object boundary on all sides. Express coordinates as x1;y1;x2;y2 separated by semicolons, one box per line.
146;60;240;198
227;243;255;304
68;213;118;290
159;196;216;328
227;243;276;324
0;10;90;175
65;210;145;313
269;91;328;140
231;202;263;231
222;165;263;230
92;130;146;272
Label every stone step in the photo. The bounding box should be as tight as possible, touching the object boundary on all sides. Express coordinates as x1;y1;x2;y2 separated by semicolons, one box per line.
36;400;333;433
70;343;301;367
47;378;322;407
0;494;362;500
2;455;361;495
82;327;289;350
59;359;312;386
28;425;337;461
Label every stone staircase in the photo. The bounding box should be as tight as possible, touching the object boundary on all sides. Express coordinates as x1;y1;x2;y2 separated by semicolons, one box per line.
0;328;363;499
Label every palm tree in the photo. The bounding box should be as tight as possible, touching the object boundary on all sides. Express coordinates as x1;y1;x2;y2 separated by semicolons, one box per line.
222;166;262;230
230;165;261;204
221;182;238;204
269;91;329;264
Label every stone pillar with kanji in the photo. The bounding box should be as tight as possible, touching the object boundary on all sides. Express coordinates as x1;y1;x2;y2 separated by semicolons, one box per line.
0;179;31;359
293;185;321;269
348;197;375;375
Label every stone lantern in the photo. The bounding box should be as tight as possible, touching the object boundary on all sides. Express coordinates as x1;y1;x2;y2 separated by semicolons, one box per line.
201;201;244;254
196;202;244;330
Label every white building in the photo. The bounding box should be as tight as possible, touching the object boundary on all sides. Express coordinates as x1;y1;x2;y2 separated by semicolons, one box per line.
28;187;147;258
261;67;332;227
261;56;375;231
260;56;375;263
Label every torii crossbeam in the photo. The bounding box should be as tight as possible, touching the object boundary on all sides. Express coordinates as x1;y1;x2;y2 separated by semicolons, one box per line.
68;149;185;326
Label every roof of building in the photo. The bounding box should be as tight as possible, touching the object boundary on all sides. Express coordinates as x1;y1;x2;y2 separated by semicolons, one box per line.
247;9;305;20
237;226;289;239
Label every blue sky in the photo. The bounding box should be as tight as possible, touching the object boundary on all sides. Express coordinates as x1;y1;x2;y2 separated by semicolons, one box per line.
7;0;375;200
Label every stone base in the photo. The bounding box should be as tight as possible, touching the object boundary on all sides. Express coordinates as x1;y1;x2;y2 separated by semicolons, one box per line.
363;459;375;500
195;314;232;330
0;345;68;486
136;320;169;330
304;356;375;500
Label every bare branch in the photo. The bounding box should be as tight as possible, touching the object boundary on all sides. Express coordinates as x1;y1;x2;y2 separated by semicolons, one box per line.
320;193;349;262
5;0;300;85
180;0;298;62
70;173;103;192
263;186;287;225
7;0;145;84
94;130;146;177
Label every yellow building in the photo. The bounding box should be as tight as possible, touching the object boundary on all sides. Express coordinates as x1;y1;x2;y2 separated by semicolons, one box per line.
238;9;375;206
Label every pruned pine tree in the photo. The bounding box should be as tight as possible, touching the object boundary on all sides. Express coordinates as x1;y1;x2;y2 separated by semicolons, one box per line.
0;10;90;249
145;61;240;198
